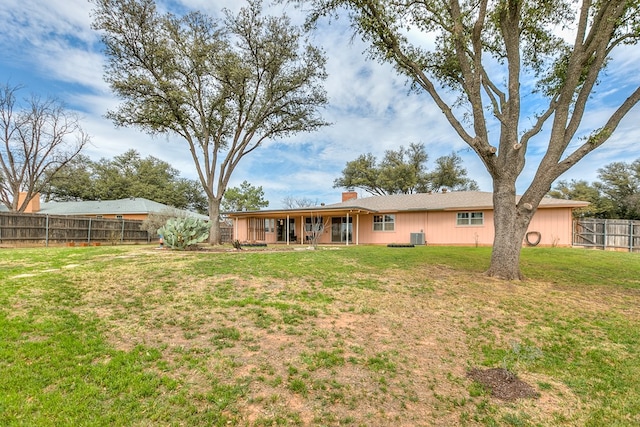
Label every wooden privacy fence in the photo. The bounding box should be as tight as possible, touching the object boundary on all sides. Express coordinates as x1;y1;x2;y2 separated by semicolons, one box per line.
0;212;150;246
573;218;640;252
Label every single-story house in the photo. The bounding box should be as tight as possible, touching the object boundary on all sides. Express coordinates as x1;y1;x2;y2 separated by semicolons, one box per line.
2;192;208;221
227;191;589;247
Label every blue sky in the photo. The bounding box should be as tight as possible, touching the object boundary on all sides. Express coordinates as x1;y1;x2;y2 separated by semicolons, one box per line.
2;0;639;208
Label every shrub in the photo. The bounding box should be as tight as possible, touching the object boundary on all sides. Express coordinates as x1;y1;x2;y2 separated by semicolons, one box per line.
158;217;210;250
142;207;188;237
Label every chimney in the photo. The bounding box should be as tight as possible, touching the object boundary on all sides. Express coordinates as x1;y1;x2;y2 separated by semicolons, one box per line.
342;191;358;202
18;192;41;213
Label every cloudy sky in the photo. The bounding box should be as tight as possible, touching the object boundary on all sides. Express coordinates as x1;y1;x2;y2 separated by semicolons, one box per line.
1;0;639;208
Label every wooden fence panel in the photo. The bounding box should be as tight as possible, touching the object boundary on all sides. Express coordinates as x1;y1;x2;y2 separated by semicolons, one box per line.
573;218;640;252
0;212;150;245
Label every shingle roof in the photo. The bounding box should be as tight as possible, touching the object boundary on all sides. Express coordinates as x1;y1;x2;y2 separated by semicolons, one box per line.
30;197;207;219
225;191;589;217
322;191;589;212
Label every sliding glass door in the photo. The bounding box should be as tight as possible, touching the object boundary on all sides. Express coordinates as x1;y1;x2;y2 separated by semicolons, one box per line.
331;217;352;243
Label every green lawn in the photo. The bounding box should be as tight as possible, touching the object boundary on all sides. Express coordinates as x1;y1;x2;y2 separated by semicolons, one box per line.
1;244;639;426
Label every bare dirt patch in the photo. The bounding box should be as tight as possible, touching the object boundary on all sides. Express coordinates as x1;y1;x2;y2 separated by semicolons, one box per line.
467;367;539;401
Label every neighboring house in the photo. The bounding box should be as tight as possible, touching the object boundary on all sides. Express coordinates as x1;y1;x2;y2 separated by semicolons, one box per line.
227;191;589;247
2;192;208;221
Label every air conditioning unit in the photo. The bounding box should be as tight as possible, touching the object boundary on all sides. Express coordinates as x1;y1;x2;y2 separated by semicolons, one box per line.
410;232;425;245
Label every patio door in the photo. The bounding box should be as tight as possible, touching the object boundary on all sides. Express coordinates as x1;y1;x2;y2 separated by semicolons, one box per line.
331;217;352;243
276;218;296;242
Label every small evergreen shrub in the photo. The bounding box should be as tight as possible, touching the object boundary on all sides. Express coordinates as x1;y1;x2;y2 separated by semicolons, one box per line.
158;217;210;250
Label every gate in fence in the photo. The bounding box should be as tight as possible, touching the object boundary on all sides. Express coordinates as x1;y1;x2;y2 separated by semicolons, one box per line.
573;218;640;252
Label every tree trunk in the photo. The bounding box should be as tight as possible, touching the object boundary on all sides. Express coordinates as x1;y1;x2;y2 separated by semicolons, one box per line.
486;186;532;280
208;197;222;245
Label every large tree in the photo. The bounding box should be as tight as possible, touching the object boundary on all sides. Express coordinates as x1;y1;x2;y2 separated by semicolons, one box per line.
596;160;640;220
222;180;269;212
43;149;208;212
91;0;328;244
0;83;90;212
549;179;613;219
334;143;477;195
291;0;640;279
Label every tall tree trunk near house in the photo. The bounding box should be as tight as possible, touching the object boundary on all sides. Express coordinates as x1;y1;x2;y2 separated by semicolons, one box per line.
486;186;532;280
208;198;222;245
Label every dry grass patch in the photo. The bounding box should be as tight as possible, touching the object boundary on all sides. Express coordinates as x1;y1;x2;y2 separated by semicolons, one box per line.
59;248;598;426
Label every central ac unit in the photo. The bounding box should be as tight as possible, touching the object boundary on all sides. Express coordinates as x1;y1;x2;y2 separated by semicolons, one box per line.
410;232;425;245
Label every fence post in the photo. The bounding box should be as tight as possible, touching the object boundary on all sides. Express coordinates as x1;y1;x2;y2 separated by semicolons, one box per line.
88;218;92;244
45;215;49;247
121;219;125;244
630;220;634;252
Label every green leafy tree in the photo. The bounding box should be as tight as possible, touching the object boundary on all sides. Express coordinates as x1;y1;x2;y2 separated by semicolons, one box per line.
222;180;269;212
41;154;95;202
549;179;613;218
596;160;640;220
377;143;429;194
0;83;90;211
426;152;480;193
42;149;207;213
91;0;328;244
334;143;477;195
333;153;384;195
293;0;640;279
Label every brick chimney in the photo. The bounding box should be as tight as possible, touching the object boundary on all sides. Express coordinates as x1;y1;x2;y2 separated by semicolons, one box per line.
342;191;358;202
18;192;41;213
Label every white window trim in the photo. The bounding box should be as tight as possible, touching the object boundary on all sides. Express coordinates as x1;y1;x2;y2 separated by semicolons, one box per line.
373;214;395;231
456;211;484;226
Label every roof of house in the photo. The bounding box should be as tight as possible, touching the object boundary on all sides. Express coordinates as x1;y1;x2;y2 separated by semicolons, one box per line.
1;197;208;220
323;191;589;212
227;191;589;217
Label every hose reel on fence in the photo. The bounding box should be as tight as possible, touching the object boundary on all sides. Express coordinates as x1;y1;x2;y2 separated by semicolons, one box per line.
525;231;541;246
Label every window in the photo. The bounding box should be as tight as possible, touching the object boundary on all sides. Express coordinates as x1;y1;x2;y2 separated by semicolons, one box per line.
264;218;274;233
456;212;484;226
373;214;395;231
115;215;123;220
249;218;266;240
305;216;324;233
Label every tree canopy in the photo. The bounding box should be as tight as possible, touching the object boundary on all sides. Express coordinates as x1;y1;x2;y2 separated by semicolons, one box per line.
91;0;328;243
289;0;640;279
42;150;207;213
334;143;477;195
550;158;640;220
222;180;269;212
0;83;89;212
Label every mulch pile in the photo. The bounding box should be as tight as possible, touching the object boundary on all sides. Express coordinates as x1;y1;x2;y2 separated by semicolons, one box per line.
467;367;540;401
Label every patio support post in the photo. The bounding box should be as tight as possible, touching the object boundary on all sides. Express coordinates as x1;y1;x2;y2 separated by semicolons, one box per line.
234;218;238;241
346;212;349;246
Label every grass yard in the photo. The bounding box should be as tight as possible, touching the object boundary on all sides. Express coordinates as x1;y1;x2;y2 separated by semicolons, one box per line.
1;244;639;426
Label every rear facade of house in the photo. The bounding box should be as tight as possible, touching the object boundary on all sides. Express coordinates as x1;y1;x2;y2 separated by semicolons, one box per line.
227;191;588;247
